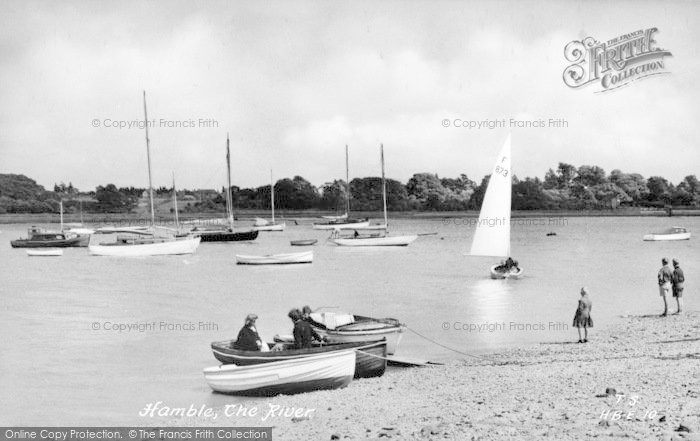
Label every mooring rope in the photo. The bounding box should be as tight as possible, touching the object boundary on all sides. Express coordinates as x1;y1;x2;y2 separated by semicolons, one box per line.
405;326;502;364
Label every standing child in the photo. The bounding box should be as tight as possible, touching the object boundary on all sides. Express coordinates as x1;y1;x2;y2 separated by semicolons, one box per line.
573;287;593;343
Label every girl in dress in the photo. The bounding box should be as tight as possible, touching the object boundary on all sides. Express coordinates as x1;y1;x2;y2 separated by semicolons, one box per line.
573;287;593;343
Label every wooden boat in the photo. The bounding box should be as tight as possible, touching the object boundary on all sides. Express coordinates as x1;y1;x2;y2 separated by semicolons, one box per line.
329;145;417;247
469;135;523;279
11;227;84;248
253;171;286;232
306;312;405;355
190;134;258;242
643;227;691;241
235;250;313;265
290;239;318;246
203;350;355;396
89;231;201;257
194;228;259;242
86;93;201;257
313;145;369;230
26;248;63;256
211;339;386;378
489;265;524;279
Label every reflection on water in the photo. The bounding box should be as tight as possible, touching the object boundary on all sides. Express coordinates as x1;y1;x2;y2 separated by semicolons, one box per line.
0;216;697;424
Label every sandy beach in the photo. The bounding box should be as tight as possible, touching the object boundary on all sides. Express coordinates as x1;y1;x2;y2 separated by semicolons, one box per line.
176;311;700;440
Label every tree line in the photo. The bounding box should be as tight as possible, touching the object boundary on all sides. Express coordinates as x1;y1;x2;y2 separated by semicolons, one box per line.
0;163;698;214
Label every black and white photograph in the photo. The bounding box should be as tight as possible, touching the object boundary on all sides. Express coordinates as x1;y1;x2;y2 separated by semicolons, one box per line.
0;1;698;440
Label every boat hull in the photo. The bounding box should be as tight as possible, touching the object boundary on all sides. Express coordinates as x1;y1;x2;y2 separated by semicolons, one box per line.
197;230;259;242
309;315;405;355
88;237;201;256
26;249;63;256
203;350;355;396
330;235;418;246
489;265;524;279
290;239;318;246
11;237;83;248
253;222;286;232
643;233;691;241
312;221;370;230
236;251;313;265
211;340;387;379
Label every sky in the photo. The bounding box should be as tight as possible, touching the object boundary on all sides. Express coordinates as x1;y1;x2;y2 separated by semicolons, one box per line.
0;0;698;192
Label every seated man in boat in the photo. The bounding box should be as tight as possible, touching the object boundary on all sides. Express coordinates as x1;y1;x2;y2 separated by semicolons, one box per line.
231;314;264;351
288;309;323;349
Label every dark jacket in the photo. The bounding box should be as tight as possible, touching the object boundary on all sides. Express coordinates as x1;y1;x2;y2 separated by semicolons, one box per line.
673;267;685;288
232;325;262;351
293;319;322;349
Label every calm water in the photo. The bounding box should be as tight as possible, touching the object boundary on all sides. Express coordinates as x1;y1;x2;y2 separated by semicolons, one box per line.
0;217;697;425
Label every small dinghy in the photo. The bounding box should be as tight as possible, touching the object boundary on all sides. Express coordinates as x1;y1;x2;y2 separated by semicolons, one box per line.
643;227;690;241
203;349;355;396
290;239;318;246
235;250;313;265
211;339;387;379
489;265;524;279
26;248;63;257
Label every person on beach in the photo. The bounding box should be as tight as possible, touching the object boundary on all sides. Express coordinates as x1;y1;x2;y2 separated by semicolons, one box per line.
573;287;593;343
288;308;323;349
672;259;685;314
658;258;673;317
232;313;264;351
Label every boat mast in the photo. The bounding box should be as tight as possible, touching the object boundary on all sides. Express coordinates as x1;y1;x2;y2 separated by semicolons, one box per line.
270;169;275;224
226;134;234;230
59;200;64;231
345;145;350;216
172;172;179;231
381;144;388;229
143;91;155;227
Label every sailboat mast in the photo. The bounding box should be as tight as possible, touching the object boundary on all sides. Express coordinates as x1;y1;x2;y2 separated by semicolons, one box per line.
381;144;388;229
270;169;275;224
143;91;155;226
345;145;350;216
59;200;64;231
172;172;179;231
226;134;234;230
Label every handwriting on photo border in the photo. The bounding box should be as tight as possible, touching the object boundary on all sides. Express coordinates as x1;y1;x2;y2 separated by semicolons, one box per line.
441;118;569;129
91;321;219;332
442;217;569;227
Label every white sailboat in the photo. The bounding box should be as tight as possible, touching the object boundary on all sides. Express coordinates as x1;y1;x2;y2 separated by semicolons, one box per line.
313;145;369;230
469;134;522;279
330;144;417;247
254;170;286;232
89;91;201;257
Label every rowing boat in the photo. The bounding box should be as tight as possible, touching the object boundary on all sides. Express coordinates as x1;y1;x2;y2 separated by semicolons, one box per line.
211;339;386;379
235;250;313;265
26;248;63;256
203;350;355;396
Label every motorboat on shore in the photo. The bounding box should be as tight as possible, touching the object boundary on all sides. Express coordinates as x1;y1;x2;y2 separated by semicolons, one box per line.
304;311;405;355
235;250;313;265
211;339;387;379
643;227;691;241
203;350;355;396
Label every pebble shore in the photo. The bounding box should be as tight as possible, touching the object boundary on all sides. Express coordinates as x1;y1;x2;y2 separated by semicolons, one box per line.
178;311;700;440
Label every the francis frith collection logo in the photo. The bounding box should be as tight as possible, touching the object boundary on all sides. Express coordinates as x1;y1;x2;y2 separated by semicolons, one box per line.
563;27;672;92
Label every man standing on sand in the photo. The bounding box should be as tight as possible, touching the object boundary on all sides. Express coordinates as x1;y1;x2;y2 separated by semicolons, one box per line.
672;259;685;314
658;258;673;317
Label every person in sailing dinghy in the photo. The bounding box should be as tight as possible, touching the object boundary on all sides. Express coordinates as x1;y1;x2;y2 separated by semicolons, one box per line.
495;257;520;274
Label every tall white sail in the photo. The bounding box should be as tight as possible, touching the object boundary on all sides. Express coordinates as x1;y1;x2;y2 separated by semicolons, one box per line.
469;135;512;257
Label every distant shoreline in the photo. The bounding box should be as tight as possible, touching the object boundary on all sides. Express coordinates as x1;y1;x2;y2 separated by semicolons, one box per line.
1;208;699;225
